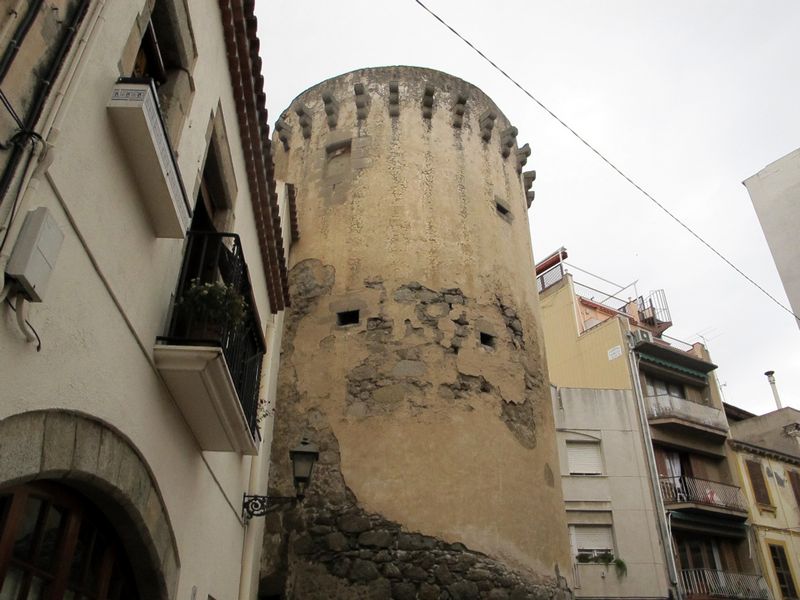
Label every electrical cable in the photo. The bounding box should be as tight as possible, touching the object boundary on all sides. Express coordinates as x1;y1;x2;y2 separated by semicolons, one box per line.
413;0;800;323
4;296;42;351
0;89;25;129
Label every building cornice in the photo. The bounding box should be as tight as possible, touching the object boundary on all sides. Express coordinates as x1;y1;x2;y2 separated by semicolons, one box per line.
729;438;800;467
218;0;289;313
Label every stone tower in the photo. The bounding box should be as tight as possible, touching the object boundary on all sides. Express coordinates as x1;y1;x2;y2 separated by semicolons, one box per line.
262;66;572;599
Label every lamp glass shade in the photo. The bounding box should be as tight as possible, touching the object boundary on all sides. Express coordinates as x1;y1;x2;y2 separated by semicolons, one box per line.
289;439;319;485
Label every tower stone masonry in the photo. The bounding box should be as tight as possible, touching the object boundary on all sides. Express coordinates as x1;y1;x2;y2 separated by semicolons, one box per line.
262;66;572;599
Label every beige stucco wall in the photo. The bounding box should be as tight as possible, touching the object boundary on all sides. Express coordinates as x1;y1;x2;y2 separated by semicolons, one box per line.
0;2;281;599
267;66;571;591
539;276;632;390
554;387;670;598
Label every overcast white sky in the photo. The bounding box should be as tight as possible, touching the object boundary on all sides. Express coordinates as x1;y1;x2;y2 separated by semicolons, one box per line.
256;1;800;414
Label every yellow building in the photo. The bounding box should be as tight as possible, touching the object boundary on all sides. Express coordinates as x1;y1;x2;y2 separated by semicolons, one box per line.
728;406;800;599
537;250;771;600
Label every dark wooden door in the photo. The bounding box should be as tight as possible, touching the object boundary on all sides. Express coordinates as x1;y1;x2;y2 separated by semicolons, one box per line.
0;482;140;600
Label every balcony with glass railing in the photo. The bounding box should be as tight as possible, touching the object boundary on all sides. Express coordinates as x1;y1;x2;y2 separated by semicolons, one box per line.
680;568;772;599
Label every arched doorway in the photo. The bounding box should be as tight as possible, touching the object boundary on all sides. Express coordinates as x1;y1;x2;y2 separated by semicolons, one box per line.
0;481;139;599
0;411;179;599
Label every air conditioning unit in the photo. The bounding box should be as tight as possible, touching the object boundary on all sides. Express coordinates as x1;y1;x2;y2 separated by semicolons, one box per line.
632;329;653;345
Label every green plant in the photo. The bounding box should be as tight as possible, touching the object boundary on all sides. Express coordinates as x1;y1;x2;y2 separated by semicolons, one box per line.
575;553;592;563
597;551;614;565
613;558;627;577
177;278;247;329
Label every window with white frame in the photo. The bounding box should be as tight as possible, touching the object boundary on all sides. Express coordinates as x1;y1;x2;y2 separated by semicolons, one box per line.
566;441;603;475
570;525;614;560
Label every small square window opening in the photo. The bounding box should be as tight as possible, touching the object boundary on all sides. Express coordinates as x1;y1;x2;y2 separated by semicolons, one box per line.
480;332;496;348
495;202;510;217
337;310;360;326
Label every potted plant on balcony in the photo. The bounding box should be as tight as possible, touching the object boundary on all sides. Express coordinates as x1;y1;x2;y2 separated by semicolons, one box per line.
176;278;247;341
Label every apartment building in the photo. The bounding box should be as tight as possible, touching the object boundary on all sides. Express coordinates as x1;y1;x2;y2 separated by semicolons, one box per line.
727;405;800;600
537;249;771;600
0;2;288;599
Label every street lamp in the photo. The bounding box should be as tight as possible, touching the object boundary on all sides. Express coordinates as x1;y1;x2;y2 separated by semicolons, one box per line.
242;438;319;520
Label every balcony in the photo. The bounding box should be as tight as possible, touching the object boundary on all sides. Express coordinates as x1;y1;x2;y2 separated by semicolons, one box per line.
154;232;265;454
107;78;191;238
661;476;748;517
645;394;728;440
680;569;772;599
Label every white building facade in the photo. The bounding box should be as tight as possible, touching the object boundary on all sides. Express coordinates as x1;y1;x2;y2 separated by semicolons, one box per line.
743;147;800;330
0;1;289;599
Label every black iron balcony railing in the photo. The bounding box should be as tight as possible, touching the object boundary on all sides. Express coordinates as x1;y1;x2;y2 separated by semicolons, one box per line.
679;568;772;599
660;476;748;512
158;231;265;439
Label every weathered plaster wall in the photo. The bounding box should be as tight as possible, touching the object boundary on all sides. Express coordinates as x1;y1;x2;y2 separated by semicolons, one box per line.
264;66;571;599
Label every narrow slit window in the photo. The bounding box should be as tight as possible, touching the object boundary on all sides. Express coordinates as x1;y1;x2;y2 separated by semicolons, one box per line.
337;310;360;326
496;202;510;217
480;332;496;348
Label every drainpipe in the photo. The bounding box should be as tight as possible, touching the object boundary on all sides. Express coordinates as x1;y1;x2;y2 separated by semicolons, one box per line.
238;312;285;600
764;371;782;410
627;333;682;599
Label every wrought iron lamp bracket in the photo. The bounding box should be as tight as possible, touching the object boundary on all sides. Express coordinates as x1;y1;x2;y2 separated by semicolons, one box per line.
242;494;296;520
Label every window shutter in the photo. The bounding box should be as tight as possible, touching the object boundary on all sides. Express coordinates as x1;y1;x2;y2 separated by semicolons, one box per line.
745;459;771;505
788;470;800;509
573;525;614;552
567;442;603;475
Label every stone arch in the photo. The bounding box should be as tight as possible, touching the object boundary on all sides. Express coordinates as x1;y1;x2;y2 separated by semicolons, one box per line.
0;410;179;599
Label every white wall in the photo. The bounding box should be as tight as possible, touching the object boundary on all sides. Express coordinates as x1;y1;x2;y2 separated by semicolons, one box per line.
0;1;281;598
554;387;670;598
744;147;800;330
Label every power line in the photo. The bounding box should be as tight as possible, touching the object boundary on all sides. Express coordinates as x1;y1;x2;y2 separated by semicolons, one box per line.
413;0;799;323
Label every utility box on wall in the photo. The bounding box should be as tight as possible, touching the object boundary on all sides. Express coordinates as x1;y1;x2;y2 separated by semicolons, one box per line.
5;207;64;302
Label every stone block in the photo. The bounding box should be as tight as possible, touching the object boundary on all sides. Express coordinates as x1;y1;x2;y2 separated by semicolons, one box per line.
115;443;152;516
383;563;402;578
96;427;126;484
349;558;380;582
419;582;440;600
326;531;349;551
161;540;179;600
358;530;394;548
0;411;45;484
403;564;428;581
391;581;416;600
41;411;77;475
294;533;314;555
398;533;436;551
391;360;426;378
434;564;455;585
337;514;371;533
447;581;480;600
